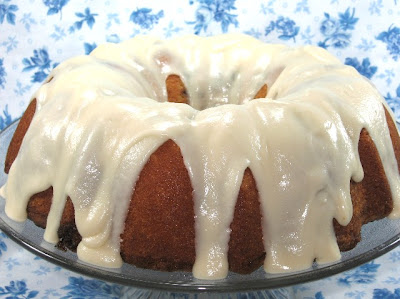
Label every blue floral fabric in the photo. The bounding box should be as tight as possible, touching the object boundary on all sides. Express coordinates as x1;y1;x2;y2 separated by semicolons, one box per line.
0;0;400;298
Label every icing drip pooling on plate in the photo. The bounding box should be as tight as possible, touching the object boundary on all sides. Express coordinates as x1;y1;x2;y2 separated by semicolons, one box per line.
1;34;400;279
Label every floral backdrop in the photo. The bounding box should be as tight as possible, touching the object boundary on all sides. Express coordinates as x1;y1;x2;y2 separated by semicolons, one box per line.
0;0;400;298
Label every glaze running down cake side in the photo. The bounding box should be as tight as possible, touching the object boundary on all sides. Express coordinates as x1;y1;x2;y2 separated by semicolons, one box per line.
1;34;400;280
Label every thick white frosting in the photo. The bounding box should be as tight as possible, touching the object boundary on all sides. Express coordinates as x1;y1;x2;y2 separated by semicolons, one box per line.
1;34;400;279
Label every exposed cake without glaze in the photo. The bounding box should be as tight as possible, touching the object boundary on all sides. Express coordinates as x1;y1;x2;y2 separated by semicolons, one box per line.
1;34;400;280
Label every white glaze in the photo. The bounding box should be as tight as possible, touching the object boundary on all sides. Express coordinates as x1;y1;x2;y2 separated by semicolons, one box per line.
1;34;400;279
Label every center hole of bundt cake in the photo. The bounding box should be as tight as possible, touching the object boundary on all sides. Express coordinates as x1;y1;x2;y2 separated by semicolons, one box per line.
165;75;268;107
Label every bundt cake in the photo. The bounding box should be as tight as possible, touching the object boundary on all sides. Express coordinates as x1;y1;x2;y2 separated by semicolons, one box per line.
1;34;400;280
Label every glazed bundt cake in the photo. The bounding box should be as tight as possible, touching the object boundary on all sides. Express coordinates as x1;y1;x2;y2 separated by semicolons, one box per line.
1;34;400;279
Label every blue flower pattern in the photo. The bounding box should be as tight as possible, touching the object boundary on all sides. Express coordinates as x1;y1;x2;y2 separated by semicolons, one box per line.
295;0;310;14
318;8;359;49
0;1;400;298
345;57;377;79
0;58;6;89
187;0;238;34
43;0;69;17
83;42;97;55
373;288;400;298
377;25;400;61
61;277;122;299
338;262;380;287
0;105;13;130
265;16;300;41
384;85;400;121
0;0;18;25
129;8;164;30
345;290;366;299
2;36;18;53
5;258;20;270
69;8;97;33
389;250;400;263
22;48;58;83
0;232;7;257
20;13;36;32
0;281;38;299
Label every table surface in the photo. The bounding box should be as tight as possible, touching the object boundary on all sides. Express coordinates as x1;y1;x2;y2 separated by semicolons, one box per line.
1;0;400;298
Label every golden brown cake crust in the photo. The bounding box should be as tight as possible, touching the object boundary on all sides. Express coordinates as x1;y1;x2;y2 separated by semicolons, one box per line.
5;79;400;274
166;74;189;105
254;84;268;99
228;168;265;274
4;98;36;174
334;128;395;251
120;139;196;272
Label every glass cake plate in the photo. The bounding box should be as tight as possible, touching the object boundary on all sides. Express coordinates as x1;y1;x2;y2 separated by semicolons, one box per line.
1;120;400;292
